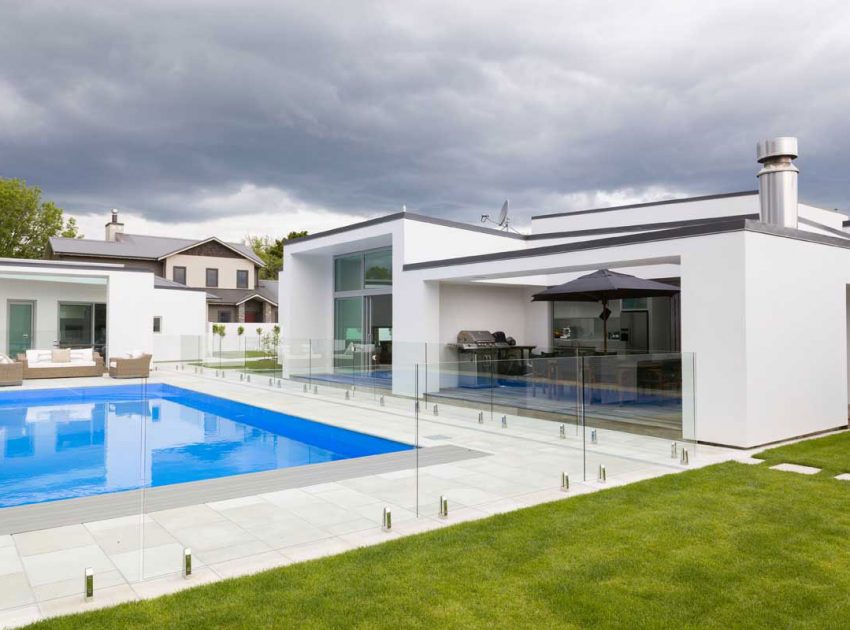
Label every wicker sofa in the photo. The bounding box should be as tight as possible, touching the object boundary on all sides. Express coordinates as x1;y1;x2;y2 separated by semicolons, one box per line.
109;354;152;379
0;362;23;386
17;348;105;379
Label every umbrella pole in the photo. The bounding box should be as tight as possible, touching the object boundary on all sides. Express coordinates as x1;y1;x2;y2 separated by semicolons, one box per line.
602;298;608;354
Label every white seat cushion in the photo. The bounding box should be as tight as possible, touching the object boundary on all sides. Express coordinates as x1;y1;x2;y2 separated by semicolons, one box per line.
25;350;53;364
28;360;97;369
69;348;94;362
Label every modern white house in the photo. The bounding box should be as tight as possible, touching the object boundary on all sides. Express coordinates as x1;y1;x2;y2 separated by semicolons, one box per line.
279;137;850;449
0;257;207;362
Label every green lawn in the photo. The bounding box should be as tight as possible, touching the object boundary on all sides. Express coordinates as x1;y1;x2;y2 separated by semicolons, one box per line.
26;460;850;629
755;429;850;474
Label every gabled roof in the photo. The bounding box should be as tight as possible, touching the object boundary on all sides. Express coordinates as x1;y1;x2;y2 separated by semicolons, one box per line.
49;233;264;266
206;280;279;306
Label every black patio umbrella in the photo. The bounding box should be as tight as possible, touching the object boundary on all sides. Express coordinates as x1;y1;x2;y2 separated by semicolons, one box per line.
531;269;680;353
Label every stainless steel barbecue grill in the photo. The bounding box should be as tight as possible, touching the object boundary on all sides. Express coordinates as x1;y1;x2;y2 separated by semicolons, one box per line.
450;330;536;386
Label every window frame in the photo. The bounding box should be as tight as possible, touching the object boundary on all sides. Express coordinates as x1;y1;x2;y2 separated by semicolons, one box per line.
236;269;249;289
205;268;219;288
153;315;163;334
173;266;187;285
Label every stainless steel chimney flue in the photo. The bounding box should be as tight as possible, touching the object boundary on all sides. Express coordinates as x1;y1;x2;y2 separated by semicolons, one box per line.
757;137;798;228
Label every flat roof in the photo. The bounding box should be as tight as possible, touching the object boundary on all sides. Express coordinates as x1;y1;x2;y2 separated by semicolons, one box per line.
0;258;150;273
402;218;850;272
531;191;758;220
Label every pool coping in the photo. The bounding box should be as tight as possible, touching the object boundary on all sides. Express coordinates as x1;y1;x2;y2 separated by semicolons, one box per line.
0;445;487;535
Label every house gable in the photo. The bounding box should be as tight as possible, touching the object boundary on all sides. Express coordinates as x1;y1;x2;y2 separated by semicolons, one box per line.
175;240;245;259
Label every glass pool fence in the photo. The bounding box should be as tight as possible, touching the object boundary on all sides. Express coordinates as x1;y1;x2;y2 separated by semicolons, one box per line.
0;337;700;618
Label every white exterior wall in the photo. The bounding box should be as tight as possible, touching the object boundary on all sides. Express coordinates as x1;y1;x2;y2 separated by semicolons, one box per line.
0;278;107;355
741;232;848;445
402;220;524;265
0;261;207;363
531;195;844;238
151;288;208;361
164;253;255;289
531;194;759;233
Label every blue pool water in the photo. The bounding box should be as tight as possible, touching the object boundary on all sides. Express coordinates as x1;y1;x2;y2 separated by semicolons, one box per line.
0;384;412;508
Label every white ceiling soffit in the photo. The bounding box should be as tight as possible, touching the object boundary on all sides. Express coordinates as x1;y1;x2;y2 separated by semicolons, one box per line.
0;272;108;285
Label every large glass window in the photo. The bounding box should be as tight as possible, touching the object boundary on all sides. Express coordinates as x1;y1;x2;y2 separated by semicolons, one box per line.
59;303;94;346
364;250;392;288
334;254;362;291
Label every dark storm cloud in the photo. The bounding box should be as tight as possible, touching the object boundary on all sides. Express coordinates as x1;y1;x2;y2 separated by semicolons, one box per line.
1;0;849;228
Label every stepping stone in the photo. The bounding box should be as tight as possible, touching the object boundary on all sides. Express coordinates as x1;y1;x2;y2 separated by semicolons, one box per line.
834;473;850;481
769;463;821;475
735;456;765;465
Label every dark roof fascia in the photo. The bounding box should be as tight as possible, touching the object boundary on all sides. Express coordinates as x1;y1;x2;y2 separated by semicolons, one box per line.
0;259;151;273
402;218;751;271
51;251;159;262
524;213;758;241
284;212;526;246
745;220;850;249
153;284;210;293
797;217;850;240
531;191;758;220
403;217;850;272
285;208;765;250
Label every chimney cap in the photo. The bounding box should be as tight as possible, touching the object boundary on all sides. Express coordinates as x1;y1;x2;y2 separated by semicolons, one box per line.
757;137;798;163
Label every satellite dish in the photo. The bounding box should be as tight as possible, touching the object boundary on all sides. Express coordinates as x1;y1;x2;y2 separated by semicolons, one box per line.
497;200;509;226
480;199;516;232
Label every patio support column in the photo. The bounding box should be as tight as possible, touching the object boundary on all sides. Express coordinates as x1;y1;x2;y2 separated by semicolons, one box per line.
237;303;245;323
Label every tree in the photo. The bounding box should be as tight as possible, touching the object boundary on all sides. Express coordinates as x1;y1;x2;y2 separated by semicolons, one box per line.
0;178;81;258
245;230;308;280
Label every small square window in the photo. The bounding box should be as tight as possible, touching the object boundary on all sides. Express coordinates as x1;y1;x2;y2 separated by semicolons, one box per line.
173;266;187;285
236;269;249;288
153;316;162;333
206;268;219;288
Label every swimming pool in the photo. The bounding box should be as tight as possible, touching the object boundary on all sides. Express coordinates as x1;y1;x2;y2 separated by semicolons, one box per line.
0;383;412;508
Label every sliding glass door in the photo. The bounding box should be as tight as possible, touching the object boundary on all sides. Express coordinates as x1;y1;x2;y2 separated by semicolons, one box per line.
333;247;393;375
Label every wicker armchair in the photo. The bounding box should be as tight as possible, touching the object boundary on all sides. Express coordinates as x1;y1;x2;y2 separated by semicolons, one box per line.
109;354;152;379
0;362;23;386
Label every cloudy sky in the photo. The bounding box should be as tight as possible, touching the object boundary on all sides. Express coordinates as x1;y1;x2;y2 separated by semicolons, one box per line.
1;0;849;241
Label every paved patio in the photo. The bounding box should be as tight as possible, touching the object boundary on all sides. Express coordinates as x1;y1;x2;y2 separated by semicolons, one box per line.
0;369;742;627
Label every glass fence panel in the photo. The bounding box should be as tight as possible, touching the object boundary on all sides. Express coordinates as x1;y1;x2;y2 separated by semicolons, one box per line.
579;352;698;480
135;353;420;586
413;355;584;519
0;368;148;613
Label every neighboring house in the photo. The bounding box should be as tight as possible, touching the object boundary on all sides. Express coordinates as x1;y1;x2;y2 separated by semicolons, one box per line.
279;137;850;449
48;211;279;323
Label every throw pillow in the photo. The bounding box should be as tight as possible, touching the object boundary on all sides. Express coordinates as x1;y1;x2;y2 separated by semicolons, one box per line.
51;348;72;363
